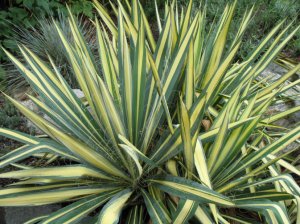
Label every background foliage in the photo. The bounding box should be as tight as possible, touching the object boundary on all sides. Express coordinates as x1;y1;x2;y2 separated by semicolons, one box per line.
142;0;300;59
203;0;300;59
0;0;299;63
0;0;299;139
0;0;94;61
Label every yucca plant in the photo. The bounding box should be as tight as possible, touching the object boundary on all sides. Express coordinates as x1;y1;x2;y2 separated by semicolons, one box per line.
0;0;300;223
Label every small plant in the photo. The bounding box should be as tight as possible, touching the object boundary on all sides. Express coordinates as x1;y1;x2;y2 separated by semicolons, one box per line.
0;98;22;130
3;14;97;93
0;0;94;62
0;97;25;148
0;0;300;223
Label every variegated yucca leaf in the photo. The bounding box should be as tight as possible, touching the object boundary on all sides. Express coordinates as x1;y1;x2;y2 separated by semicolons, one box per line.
0;0;299;223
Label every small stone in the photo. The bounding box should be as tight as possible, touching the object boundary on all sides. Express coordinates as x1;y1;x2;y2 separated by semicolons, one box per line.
73;89;85;99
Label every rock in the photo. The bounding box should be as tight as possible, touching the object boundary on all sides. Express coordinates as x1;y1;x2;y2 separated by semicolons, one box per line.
260;63;300;155
12;92;28;101
12;88;34;101
20;100;39;113
19;89;86;135
260;63;288;80
19;99;43;135
73;89;85;99
261;63;300;128
2;204;61;224
24;120;44;135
